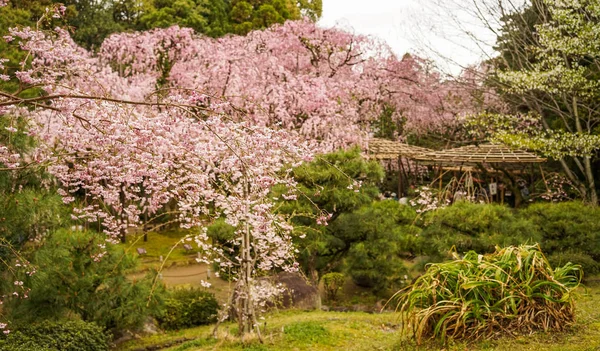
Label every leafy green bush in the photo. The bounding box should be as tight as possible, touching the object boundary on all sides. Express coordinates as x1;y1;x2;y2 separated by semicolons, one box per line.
416;201;600;275
0;320;109;351
394;245;580;344
421;202;539;257
322;272;345;301
521;201;600;263
156;288;219;330
332;200;418;294
5;229;165;331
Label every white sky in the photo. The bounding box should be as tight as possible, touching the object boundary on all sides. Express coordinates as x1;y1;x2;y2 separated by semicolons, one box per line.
318;0;501;75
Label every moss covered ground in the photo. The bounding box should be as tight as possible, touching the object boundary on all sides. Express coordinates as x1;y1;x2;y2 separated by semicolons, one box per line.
118;283;600;351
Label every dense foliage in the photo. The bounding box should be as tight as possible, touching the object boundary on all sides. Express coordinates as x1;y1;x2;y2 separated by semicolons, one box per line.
156;288;219;330
274;149;383;283
395;245;581;344
0;320;109;351
0;189;67;267
522;201;600;274
420;201;539;258
483;0;600;204
333;200;417;294
4;229;164;331
0;0;322;50
0;114;69;266
321;272;345;302
418;201;600;275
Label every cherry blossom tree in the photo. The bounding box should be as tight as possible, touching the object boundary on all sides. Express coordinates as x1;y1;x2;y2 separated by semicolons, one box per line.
97;21;482;146
0;1;483;337
0;10;307;338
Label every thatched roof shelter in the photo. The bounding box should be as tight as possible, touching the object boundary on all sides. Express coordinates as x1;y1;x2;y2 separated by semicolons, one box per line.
413;144;546;165
365;138;432;160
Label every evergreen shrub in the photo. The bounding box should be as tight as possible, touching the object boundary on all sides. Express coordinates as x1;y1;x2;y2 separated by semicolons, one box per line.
156;288;219;330
0;320;108;351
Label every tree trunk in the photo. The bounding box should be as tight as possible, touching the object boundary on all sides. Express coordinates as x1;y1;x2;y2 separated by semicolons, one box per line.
572;97;598;205
233;218;263;341
583;156;598;205
308;252;319;287
120;227;126;243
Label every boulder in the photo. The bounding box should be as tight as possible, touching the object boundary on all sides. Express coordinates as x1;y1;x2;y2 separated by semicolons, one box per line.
142;317;159;335
273;272;321;310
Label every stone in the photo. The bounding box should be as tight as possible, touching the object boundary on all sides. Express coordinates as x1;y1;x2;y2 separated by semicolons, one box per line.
271;272;321;310
111;330;136;346
142;317;159;335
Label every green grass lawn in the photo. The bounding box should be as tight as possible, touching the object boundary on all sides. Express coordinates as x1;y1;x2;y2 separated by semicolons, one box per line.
117;283;600;351
119;229;198;271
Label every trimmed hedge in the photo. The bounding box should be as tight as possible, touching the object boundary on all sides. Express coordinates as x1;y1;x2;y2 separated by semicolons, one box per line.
548;251;600;276
421;201;539;256
522;201;600;268
0;320;108;351
419;201;600;276
156;288;219;330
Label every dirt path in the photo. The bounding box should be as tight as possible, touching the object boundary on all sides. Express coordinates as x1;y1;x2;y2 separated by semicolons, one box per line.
130;262;233;300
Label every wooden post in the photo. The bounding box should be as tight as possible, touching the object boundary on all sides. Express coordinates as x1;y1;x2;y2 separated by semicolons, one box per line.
399;158;409;195
397;156;404;197
491;176;495;203
406;159;414;186
539;164;550;193
438;165;443;192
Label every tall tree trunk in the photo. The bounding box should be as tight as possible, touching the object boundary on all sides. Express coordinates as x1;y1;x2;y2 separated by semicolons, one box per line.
232;180;263;342
583;156;598;205
573;98;598;204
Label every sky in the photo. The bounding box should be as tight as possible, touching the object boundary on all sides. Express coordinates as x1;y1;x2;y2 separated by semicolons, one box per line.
318;0;501;75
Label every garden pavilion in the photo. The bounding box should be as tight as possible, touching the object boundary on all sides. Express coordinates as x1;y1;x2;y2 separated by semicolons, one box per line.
364;138;433;198
413;143;547;206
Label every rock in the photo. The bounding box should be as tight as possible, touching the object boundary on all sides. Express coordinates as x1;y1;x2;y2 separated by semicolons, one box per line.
272;272;321;310
112;330;136;346
142;317;159;335
330;306;350;312
320;305;330;312
351;304;372;313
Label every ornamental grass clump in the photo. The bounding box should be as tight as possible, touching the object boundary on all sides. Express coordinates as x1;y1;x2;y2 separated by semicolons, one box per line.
394;244;581;344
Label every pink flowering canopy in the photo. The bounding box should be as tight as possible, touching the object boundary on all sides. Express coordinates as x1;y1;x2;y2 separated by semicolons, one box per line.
0;5;490;334
0;18;485;240
97;21;479;145
0;16;310;328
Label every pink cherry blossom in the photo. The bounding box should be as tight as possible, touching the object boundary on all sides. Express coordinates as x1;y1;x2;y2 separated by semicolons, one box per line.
0;15;491;336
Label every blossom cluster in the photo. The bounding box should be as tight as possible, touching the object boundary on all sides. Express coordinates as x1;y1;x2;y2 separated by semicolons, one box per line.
409;186;448;213
96;22;483;146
